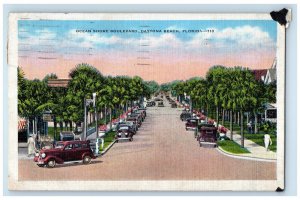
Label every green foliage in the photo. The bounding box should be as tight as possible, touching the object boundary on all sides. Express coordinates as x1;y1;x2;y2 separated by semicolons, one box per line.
259;121;277;134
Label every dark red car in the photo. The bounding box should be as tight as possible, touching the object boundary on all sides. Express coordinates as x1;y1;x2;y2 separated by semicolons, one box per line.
34;140;97;168
197;126;218;147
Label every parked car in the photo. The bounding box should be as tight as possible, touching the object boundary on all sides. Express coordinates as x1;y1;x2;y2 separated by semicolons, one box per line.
180;112;192;121
117;121;137;134
126;117;141;129
33;140;96;168
197;125;218;147
115;126;134;142
134;110;146;121
195;123;215;138
138;108;147;117
128;113;143;124
158;101;164;107
185;118;199;131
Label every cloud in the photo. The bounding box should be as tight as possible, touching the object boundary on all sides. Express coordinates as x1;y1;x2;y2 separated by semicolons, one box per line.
189;25;275;51
19;25;276;59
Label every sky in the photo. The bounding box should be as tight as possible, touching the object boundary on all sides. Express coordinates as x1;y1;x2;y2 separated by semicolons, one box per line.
18;20;277;84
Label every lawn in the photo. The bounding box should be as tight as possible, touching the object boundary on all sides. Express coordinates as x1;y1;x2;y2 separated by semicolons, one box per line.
243;133;277;152
220;121;277;152
218;139;250;154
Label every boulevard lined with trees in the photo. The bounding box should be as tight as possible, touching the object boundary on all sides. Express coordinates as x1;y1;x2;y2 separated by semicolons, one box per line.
18;64;276;148
164;66;276;148
18;63;159;139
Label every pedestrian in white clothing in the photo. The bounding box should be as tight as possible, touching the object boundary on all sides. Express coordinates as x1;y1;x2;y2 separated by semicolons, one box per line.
264;133;272;151
27;134;36;157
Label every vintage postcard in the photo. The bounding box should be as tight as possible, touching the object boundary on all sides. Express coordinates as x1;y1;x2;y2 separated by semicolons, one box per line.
8;12;288;191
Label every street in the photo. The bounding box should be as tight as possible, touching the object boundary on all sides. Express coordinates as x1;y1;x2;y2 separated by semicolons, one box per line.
18;98;276;181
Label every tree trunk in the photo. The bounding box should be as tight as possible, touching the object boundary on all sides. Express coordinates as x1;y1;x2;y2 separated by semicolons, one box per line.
222;109;225;125
216;106;219;127
89;112;92;125
109;108;112;129
27;118;30;138
64;121;68;131
54;120;57;140
206;104;209;122
240;110;244;147
237;112;240;126
70;121;73;131
59;121;63;131
104;105;107;125
254;112;258;134
246;112;249;123
230;110;233;140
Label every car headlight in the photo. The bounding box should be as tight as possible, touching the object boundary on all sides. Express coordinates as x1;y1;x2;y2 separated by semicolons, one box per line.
41;153;46;158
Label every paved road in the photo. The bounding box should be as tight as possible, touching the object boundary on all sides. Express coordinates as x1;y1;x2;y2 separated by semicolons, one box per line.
19;97;276;181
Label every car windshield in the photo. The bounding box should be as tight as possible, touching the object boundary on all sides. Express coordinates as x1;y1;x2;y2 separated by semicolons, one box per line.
119;126;129;130
55;143;65;149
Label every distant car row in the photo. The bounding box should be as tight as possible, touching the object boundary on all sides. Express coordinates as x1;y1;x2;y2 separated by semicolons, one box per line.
179;110;218;148
115;107;147;142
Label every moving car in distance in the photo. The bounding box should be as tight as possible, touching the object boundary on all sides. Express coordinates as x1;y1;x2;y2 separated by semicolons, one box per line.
158;101;164;107
34;140;97;168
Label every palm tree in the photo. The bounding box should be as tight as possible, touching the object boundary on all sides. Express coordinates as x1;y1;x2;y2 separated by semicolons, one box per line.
66;63;104;136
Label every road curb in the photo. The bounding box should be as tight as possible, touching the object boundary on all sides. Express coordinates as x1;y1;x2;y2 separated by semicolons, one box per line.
216;146;277;162
100;140;117;156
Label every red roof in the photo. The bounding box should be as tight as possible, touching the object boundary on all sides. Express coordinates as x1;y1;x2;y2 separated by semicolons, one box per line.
252;69;268;82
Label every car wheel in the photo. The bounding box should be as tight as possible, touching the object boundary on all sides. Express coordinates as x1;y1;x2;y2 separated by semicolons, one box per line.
47;159;56;168
129;138;133;142
83;155;92;164
37;164;45;167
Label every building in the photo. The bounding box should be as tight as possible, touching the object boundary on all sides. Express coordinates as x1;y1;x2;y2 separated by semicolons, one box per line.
252;69;268;82
264;58;277;84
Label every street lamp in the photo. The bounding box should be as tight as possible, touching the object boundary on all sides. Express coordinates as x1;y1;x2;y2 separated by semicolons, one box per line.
82;93;98;141
92;93;98;139
83;97;94;140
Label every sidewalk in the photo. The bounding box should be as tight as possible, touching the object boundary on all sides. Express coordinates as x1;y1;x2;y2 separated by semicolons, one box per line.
219;130;277;161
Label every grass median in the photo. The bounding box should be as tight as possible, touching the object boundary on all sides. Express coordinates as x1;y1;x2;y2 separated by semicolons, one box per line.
100;130;116;152
218;138;250;154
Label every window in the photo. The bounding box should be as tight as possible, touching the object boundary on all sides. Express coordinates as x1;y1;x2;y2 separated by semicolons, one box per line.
74;143;82;149
65;144;73;150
